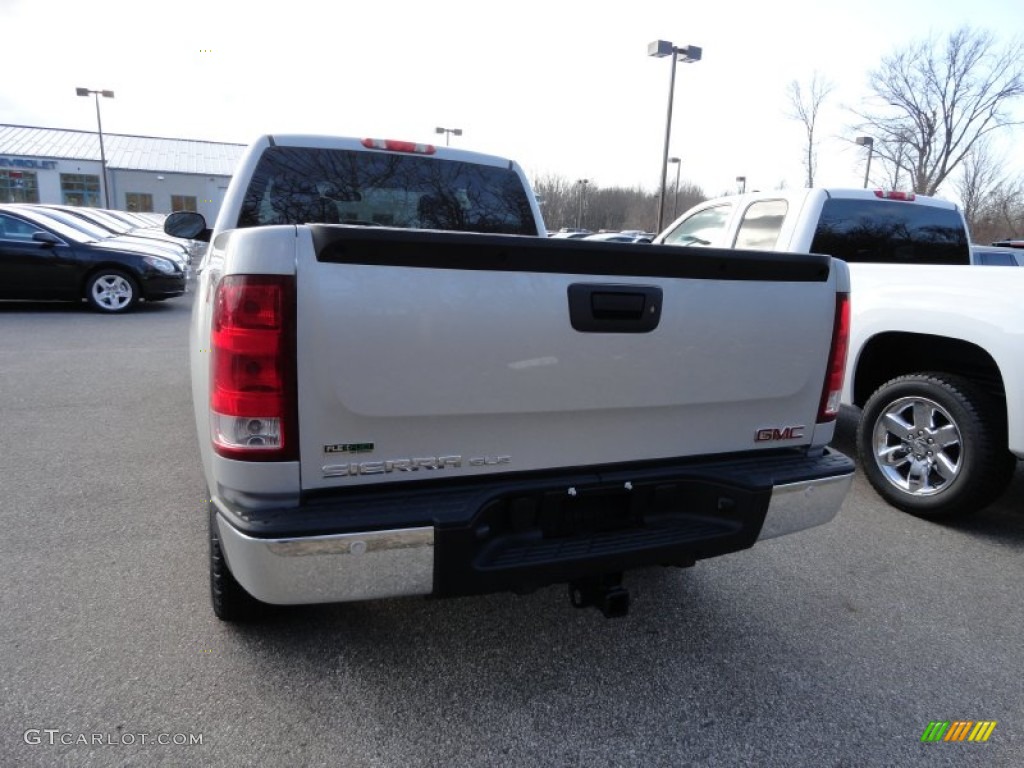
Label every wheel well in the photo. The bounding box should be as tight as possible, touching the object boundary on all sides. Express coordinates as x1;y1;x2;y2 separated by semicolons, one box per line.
852;332;1005;407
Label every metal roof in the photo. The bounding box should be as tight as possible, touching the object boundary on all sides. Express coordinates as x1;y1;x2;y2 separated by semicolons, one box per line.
0;124;246;176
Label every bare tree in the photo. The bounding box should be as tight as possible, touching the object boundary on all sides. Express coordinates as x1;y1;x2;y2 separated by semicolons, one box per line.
530;173;706;233
989;178;1024;239
787;72;834;187
953;138;1005;230
969;174;1024;242
854;27;1024;195
532;173;576;231
871;135;913;190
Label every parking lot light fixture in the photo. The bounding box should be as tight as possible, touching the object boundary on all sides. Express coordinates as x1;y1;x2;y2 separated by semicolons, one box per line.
435;127;462;146
648;40;702;233
77;87;115;208
855;136;874;188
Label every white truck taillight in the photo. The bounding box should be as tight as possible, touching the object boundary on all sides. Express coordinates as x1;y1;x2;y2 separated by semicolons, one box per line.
817;292;850;423
210;275;298;461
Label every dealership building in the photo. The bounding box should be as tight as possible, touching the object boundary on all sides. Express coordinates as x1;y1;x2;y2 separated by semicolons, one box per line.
0;124;245;221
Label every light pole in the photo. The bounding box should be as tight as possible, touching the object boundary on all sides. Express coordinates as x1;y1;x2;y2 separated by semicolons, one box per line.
648;39;702;233
669;157;681;219
76;87;114;208
435;126;462;146
736;176;746;194
856;136;874;188
575;178;590;230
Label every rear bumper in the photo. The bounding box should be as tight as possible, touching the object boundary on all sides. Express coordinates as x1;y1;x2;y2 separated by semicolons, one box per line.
214;449;854;605
756;473;853;540
216;521;436;604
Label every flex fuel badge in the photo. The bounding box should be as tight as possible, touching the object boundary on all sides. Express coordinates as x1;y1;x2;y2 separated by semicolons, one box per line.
324;443;375;454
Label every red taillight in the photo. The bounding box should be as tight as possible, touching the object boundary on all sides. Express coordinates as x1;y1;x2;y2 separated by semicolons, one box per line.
873;189;916;201
361;138;437;155
210;275;298;461
817;292;850;423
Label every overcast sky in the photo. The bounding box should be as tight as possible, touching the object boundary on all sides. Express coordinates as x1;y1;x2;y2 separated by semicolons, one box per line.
2;0;1022;200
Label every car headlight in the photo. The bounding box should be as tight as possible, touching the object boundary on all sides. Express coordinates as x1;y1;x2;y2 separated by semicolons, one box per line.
143;255;177;274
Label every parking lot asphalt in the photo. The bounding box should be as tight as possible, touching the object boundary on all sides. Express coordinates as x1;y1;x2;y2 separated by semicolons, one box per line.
1;294;1022;767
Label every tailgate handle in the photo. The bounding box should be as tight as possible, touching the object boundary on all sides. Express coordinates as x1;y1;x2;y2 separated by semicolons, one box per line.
592;291;645;319
568;284;662;333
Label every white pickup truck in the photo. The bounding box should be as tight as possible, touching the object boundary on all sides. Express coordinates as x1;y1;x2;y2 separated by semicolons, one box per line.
166;135;854;621
655;188;1023;519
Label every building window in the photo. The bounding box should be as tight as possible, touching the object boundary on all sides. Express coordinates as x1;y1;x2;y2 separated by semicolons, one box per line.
0;170;41;203
60;173;101;207
171;195;198;212
125;192;154;212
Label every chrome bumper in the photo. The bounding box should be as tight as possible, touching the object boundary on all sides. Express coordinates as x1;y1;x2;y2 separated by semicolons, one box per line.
215;513;434;605
756;472;854;540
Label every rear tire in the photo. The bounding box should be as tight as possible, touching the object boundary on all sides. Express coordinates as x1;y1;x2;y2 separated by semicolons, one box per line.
209;504;265;622
856;373;1015;519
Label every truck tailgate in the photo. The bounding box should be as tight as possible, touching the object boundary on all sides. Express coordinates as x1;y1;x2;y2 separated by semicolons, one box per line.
296;226;840;490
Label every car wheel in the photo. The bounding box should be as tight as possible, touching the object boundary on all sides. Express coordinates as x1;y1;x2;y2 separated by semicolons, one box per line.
857;373;1015;519
209;503;266;622
86;270;139;313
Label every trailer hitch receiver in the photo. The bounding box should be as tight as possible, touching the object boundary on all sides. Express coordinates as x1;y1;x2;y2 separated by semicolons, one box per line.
568;573;630;619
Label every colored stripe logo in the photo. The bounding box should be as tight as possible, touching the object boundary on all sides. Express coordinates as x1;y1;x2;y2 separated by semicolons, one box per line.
921;721;997;742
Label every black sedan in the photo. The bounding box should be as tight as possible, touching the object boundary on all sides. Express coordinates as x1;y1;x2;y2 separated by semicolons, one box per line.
35;204;195;261
0;207;185;313
9;204;190;268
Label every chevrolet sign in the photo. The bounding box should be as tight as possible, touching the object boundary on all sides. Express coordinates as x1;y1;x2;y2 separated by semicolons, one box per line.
0;158;58;170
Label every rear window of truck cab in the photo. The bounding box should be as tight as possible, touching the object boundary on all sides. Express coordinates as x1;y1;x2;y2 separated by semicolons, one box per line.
810;198;969;265
237;146;538;236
